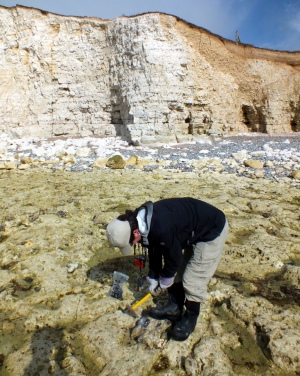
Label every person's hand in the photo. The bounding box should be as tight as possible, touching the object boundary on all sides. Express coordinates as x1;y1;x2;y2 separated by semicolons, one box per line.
146;276;159;295
159;276;174;289
146;276;164;296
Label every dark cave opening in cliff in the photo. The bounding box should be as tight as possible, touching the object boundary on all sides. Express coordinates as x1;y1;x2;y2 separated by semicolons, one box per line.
242;104;267;133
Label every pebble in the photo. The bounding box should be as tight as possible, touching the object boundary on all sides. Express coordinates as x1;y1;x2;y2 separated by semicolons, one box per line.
67;263;79;273
273;261;284;269
0;133;300;182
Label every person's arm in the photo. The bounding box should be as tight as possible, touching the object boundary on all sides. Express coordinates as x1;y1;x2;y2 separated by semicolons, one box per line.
147;222;182;290
146;240;183;294
147;244;162;280
158;230;183;288
160;240;183;278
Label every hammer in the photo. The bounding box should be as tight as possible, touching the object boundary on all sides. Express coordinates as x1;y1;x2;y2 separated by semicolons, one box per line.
126;292;152;318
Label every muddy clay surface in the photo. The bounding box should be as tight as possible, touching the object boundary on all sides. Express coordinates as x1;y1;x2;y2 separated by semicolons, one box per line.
0;167;300;375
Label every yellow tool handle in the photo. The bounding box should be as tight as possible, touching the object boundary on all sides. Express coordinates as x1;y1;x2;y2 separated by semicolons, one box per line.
132;292;152;310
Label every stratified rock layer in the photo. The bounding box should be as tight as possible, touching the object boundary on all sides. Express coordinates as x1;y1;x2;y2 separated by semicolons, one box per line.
1;6;300;143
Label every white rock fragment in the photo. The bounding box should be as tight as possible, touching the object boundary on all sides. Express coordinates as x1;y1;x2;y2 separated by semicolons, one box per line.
67;263;79;273
251;151;266;157
273;261;284;269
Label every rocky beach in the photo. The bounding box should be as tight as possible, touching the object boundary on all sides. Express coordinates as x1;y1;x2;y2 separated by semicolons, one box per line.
0;133;300;375
1;5;300;375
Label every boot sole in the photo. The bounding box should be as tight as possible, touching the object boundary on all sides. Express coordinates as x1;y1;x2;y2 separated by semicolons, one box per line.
171;331;190;341
171;335;189;342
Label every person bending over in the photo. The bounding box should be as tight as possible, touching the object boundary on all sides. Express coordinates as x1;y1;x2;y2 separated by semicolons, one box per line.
106;197;228;341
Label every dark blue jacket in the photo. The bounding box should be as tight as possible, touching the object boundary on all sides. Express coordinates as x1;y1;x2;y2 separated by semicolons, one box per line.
140;197;226;279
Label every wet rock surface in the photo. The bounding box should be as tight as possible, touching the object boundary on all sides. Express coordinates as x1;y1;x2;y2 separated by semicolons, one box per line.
0;135;300;375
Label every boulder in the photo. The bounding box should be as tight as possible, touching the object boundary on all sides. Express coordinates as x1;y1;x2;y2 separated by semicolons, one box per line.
291;170;300;179
106;155;126;169
244;159;264;169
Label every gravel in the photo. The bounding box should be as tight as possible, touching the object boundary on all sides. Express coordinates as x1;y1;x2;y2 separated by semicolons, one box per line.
1;133;300;182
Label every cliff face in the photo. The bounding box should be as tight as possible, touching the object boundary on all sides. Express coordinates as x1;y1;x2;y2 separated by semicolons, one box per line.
1;6;300;143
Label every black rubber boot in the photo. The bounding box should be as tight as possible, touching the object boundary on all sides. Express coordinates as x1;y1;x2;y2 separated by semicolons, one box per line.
148;282;185;321
171;300;200;341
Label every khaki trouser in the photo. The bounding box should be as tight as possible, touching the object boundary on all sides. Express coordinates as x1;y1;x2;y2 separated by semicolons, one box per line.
174;220;229;303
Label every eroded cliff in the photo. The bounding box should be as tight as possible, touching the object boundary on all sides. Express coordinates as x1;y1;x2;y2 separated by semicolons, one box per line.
1;5;300;143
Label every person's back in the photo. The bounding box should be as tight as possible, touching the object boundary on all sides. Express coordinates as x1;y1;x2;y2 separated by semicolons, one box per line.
150;197;226;246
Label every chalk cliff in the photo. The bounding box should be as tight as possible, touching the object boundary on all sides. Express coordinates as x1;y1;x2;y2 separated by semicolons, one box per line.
1;5;300;143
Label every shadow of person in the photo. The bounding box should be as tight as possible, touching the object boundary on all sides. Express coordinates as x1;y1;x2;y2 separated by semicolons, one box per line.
87;255;141;286
24;326;68;376
86;255;151;302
